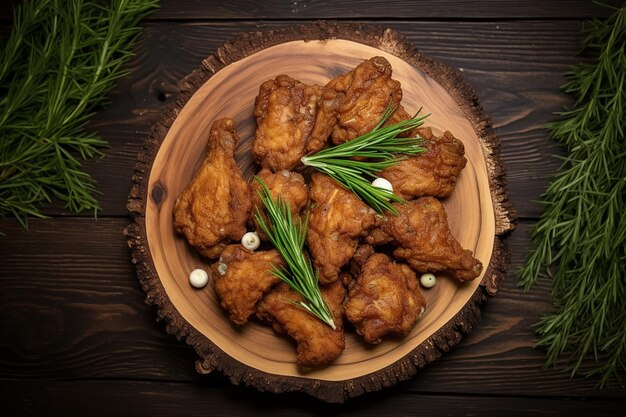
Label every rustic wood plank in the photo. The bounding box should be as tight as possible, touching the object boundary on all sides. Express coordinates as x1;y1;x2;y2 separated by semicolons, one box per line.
1;217;624;398
0;217;201;380
145;0;618;20
2;379;624;417
0;0;620;21
0;0;621;411
0;0;15;21
105;0;626;21
8;0;620;20
42;19;578;219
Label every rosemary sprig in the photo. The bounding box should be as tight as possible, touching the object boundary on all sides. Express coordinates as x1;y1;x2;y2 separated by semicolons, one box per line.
301;106;427;213
518;4;626;387
0;0;158;231
254;177;336;329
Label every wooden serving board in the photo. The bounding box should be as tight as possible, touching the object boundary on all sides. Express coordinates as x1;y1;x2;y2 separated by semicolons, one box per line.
126;22;516;403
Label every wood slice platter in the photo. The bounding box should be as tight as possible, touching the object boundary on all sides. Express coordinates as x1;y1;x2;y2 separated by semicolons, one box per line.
126;22;516;402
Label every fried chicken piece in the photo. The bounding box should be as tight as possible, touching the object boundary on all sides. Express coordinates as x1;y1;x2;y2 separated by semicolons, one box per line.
253;75;323;171
345;253;426;344
349;244;376;277
310;56;406;146
382;103;413;133
256;281;346;369
250;168;309;241
173;118;252;258
338;271;356;290
307;173;377;284
211;245;284;326
366;197;483;281
379;127;467;199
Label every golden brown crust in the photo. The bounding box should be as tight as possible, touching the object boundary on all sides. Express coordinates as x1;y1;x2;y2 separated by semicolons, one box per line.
345;253;426;344
212;245;284;326
253;75;323;171
311;56;406;145
249;168;309;241
256;281;346;369
173;118;251;258
379;127;467;200
382;104;414;136
366;197;483;281
308;82;342;151
307;173;377;284
348;244;376;277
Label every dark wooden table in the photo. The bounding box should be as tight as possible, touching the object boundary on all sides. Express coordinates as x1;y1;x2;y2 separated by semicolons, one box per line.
1;1;625;415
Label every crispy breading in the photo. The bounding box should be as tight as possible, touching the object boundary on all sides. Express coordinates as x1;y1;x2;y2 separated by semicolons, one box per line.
379;127;467;199
345;253;426;344
250;168;309;241
212;245;284;326
366;197;483;281
307;173;377;284
173;118;251;258
310;56;406;146
256;281;346;369
253;75;323;171
349;244;376;277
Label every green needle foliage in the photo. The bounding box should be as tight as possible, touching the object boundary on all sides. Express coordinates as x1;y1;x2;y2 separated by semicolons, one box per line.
0;0;158;230
518;4;626;387
254;177;336;330
301;106;427;214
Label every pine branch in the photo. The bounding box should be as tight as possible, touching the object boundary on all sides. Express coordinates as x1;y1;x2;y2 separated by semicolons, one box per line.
0;0;158;231
517;4;626;387
254;177;336;329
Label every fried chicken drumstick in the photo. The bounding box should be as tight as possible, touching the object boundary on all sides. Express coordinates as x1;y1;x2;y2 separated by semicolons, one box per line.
367;197;483;282
173;118;251;258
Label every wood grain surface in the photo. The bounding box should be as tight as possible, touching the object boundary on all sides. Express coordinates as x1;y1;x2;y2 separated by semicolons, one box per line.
3;0;614;21
3;380;625;417
1;0;625;414
1;218;624;399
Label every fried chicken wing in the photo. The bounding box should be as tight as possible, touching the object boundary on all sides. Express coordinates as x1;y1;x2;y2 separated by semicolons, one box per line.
256;281;346;369
345;253;426;344
250;168;309;241
173;118;251;258
253;75;323;171
211;245;284;326
379;127;467;199
366;197;483;281
307;173;377;284
310;56;406;146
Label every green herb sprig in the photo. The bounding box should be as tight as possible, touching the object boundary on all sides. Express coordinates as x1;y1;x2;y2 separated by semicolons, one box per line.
0;0;158;231
254;177;336;329
301;107;427;213
518;4;626;387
